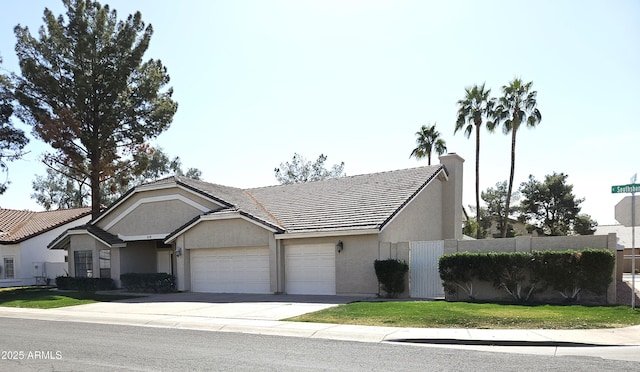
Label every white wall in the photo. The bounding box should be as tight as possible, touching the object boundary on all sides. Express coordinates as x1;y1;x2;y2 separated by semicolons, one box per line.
0;215;90;287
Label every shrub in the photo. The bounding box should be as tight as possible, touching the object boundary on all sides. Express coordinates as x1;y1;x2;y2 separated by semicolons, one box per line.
439;252;491;300
55;276;115;292
579;249;614;295
438;249;614;304
486;252;537;302
374;259;409;298
120;273;176;293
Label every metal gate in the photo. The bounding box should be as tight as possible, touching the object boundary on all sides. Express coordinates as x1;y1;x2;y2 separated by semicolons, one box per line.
410;240;444;298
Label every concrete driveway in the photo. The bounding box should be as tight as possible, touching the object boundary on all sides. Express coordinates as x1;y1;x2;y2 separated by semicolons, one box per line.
62;292;362;321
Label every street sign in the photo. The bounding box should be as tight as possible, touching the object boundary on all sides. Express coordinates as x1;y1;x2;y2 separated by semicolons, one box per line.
612;184;640;194
615;196;640;227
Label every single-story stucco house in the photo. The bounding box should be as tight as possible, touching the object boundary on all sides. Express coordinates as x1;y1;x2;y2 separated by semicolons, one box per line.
0;207;91;287
49;154;464;296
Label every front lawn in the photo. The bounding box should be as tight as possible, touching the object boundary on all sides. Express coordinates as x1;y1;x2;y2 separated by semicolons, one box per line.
0;287;136;309
287;301;640;329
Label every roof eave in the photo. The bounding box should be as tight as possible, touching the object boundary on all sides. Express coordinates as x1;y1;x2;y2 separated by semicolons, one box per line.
274;228;380;240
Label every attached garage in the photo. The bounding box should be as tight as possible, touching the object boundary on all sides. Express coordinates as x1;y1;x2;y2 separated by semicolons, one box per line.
190;247;270;293
285;244;336;295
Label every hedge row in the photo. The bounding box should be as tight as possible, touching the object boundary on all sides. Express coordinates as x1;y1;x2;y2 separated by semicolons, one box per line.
120;273;176;293
438;249;614;303
55;276;115;291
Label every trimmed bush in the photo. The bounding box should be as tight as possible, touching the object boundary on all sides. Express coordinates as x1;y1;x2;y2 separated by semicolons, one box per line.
579;249;615;295
120;273;176;293
439;252;492;300
55;276;115;291
374;259;409;298
486;252;538;302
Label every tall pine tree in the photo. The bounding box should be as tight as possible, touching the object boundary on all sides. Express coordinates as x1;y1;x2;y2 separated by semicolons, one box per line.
14;0;177;217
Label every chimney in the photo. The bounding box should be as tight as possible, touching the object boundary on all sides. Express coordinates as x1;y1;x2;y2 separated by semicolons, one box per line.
439;153;464;240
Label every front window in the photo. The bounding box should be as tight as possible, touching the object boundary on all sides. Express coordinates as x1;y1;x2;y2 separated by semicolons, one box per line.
74;250;93;278
99;249;111;279
3;258;14;279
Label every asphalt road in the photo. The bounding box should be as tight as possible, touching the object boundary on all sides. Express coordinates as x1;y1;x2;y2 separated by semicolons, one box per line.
0;318;637;371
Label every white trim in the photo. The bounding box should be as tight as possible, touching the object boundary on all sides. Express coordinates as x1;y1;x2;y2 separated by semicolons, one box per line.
275;229;379;240
380;167;443;232
200;212;279;232
117;233;168;242
104;195;210;230
93;182;222;225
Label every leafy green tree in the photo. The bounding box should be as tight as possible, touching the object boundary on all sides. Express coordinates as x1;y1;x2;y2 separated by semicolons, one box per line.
462;206;491;239
32;147;200;210
409;123;447;165
519;173;595;236
31;167;89;210
482;181;520;238
573;214;598;235
14;0;178;218
274;153;345;184
494;78;542;237
0;56;29;194
455;83;495;239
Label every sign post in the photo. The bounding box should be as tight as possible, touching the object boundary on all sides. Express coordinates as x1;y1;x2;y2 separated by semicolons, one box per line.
613;177;638;309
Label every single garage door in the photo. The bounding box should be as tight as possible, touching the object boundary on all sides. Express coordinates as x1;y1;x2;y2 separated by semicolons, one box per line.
191;247;270;293
285;244;336;295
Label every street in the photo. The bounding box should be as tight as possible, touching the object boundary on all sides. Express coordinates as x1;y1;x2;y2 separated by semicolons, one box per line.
0;318;637;371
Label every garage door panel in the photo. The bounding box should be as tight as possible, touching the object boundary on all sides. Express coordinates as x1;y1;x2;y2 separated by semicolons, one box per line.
285;244;335;295
191;247;270;294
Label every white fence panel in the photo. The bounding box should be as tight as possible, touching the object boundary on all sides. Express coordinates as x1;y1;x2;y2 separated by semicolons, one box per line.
410;240;444;298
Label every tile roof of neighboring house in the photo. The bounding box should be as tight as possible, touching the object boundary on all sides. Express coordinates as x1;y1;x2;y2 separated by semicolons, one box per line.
0;207;91;244
172;165;444;234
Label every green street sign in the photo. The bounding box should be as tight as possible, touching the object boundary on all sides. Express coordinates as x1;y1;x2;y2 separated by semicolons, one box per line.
612;184;640;193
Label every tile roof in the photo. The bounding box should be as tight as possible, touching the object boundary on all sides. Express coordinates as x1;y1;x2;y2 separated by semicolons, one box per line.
0;207;91;244
173;165;443;234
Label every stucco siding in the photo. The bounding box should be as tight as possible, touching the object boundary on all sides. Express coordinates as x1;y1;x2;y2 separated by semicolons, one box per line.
184;219;271;249
96;187;221;234
108;199;203;237
379;179;443;243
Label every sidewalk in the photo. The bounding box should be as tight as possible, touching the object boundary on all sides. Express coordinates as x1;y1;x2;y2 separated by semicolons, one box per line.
0;298;639;362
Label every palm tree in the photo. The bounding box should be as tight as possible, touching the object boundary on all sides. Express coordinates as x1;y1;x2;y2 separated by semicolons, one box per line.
494;78;542;238
409;123;447;165
455;83;495;239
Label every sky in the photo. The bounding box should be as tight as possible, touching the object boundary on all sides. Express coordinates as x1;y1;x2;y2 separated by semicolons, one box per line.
0;0;638;226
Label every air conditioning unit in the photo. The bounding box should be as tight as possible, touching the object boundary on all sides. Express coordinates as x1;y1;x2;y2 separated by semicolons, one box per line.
33;262;44;277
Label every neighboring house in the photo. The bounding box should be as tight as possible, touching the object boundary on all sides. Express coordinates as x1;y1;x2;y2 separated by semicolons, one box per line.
0;207;91;287
596;224;635;249
50;154;464;296
486;217;535;239
596;224;638;273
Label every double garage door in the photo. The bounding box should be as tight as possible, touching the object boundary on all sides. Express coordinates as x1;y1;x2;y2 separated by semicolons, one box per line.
190;244;336;295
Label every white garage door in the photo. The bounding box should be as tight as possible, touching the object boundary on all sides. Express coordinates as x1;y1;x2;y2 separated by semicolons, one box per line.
191;247;270;294
285;244;336;295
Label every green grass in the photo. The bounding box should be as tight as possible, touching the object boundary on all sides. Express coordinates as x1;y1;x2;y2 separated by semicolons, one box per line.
0;287;136;309
287;301;640;329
